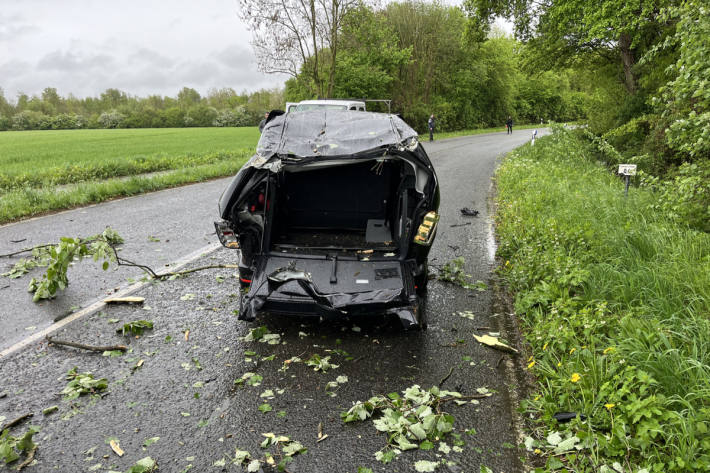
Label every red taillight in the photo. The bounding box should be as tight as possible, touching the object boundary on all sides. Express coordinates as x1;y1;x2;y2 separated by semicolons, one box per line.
258;193;265;205
250;205;256;212
240;277;252;284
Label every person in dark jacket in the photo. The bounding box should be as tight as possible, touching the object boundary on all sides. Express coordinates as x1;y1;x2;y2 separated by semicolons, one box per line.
506;116;513;134
428;114;435;142
258;112;268;132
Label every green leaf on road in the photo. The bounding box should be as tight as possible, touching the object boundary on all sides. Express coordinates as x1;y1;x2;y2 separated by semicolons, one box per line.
414;460;440;472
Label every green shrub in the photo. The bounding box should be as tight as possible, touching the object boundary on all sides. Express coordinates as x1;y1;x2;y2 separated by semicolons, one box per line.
644;160;710;232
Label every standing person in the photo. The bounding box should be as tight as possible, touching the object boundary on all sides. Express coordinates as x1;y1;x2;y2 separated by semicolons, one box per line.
506;116;513;134
258;112;269;132
428;114;435;142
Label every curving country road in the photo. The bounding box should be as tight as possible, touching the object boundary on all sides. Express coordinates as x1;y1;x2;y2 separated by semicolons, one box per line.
0;129;545;472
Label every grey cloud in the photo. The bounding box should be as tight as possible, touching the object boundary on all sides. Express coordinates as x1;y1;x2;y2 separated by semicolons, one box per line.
37;50;114;72
179;60;222;85
214;44;254;68
0;16;38;42
129;48;175;68
0;59;33;77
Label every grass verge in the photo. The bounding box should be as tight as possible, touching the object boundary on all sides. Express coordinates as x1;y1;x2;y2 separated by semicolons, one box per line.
495;126;710;472
0;156;251;223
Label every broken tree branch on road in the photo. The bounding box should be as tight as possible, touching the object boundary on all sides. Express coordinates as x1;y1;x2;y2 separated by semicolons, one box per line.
109;242;238;279
45;336;128;353
0;412;33;432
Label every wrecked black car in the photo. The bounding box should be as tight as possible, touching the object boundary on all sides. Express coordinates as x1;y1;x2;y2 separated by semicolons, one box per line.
214;110;439;329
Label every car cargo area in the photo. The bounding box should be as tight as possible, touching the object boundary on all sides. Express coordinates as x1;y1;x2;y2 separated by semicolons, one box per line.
270;159;418;252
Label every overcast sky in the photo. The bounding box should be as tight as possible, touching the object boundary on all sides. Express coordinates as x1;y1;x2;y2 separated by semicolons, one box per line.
0;0;504;103
0;0;287;101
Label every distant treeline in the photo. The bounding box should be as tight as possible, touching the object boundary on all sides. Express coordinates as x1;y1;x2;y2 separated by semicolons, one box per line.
0;87;284;131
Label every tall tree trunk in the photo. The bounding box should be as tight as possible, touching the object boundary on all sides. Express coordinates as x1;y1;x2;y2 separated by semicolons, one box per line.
619;33;636;94
327;0;338;98
310;0;322;97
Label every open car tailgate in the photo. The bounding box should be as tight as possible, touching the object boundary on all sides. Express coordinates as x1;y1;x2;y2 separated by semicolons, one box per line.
239;255;423;328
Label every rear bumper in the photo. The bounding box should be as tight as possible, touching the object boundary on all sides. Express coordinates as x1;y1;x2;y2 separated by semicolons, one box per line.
251;292;423;329
260;291;415;316
238;256;423;328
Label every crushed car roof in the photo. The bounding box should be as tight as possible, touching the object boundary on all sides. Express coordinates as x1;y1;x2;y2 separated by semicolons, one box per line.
256;110;418;159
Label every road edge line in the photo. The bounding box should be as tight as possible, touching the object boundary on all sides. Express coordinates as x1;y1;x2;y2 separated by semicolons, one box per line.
0;242;222;359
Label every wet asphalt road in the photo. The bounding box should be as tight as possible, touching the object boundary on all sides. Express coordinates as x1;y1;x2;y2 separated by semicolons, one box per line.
0;179;229;351
0;129;545;472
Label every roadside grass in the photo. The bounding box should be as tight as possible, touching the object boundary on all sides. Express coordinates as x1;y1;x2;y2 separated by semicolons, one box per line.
495;126;710;472
0;127;258;223
0;158;251;223
435;123;545;141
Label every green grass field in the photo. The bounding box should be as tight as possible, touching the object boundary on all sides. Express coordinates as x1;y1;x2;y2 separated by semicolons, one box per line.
0;127;260;187
0;127;260;223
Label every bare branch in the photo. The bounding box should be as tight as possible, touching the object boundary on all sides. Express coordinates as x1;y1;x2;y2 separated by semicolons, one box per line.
46;336;128;353
0;412;33;431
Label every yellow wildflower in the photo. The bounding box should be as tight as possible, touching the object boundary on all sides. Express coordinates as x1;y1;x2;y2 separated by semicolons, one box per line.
570;373;581;383
527;355;534;362
569;347;576;354
528;360;536;369
534;448;542;455
534;395;541;401
604;403;615;410
543;342;548;351
603;347;614;355
557;362;562;367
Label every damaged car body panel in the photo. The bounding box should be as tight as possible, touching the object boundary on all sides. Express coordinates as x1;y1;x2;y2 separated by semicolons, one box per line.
215;110;439;328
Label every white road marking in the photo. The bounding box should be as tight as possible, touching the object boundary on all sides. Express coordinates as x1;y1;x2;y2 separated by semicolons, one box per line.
0;242;223;359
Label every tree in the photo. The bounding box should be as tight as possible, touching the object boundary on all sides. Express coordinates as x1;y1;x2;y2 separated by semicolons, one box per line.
0;88;13;117
177;87;201;108
238;0;359;97
464;0;674;94
100;88;128;109
655;0;710;159
41;87;62;114
98;110;126;128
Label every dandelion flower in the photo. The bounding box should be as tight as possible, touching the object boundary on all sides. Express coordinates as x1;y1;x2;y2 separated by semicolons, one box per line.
604;403;615;410
603;347;614;355
569;348;576;354
528;360;536;369
557;362;562;367
534;448;542;455
570;373;581;383
543;342;548;351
